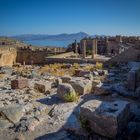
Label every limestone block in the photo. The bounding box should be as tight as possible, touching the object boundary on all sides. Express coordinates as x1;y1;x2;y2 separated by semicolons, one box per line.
57;83;76;102
34;82;51;93
80;100;130;139
11;78;28;89
69;78;92;95
61;75;72;83
127;70;136;91
75;69;91;77
94;83;113;95
127;67;140;91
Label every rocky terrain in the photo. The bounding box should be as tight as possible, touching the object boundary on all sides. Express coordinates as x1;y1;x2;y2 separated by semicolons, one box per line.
0;62;140;140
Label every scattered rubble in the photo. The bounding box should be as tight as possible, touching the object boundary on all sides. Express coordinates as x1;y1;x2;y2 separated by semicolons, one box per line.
0;62;139;140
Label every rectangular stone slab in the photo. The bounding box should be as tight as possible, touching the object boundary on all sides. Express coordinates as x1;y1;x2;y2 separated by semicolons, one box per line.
80;100;130;139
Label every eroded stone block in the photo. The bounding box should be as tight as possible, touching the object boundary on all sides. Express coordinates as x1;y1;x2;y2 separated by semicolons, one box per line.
69;78;92;95
11;78;28;89
34;82;51;93
57;83;76;102
94;83;112;95
75;69;91;77
80;100;130;139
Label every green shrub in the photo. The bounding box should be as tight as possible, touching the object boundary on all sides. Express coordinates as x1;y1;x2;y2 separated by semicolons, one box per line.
96;62;103;69
64;92;78;102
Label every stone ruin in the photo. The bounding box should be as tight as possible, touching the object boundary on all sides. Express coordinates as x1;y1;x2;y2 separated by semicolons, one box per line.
0;60;139;140
0;38;140;140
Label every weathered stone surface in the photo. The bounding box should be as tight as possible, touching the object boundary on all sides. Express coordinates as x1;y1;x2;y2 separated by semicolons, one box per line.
61;75;72;83
23;102;33;112
130;103;140;117
127;70;137;91
0;46;17;67
134;86;140;98
84;73;94;81
113;83;133;96
0;105;24;124
94;83;112;95
57;83;76;101
34;82;51;93
1;66;13;75
61;63;72;69
20;71;32;79
11;78;28;89
69;78;92;95
75;69;91;77
127;67;140;91
49;102;80;132
0;119;12;129
43;75;55;82
97;70;106;76
27;118;39;131
93;71;99;76
55;78;62;87
80;100;130;139
15;133;25;140
92;80;101;89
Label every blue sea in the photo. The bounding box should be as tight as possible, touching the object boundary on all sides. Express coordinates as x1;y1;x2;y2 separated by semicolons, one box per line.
24;39;74;48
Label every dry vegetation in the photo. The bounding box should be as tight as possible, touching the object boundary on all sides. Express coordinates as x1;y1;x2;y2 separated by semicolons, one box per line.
12;62;104;77
38;62;104;77
38;63;75;76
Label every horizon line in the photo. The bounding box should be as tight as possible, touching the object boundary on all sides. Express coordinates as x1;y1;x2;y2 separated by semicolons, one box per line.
0;32;140;37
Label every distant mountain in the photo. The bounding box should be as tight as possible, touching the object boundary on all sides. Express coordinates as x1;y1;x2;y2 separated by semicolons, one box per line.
11;32;89;41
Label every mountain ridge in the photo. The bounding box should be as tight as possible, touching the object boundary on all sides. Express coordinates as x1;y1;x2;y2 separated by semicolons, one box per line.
10;32;89;41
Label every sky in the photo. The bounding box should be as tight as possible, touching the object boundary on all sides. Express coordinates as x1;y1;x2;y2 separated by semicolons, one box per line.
0;0;140;36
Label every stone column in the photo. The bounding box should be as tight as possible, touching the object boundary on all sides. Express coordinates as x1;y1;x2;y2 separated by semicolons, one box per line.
95;39;98;54
23;61;26;66
81;40;86;59
92;39;95;59
75;40;78;54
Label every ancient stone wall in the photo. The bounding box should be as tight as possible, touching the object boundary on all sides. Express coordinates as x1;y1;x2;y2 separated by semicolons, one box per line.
0;46;67;66
109;46;140;62
45;58;107;64
0;47;17;67
16;50;49;65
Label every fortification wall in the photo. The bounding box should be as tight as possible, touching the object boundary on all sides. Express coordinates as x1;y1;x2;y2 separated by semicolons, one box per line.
0;47;17;67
